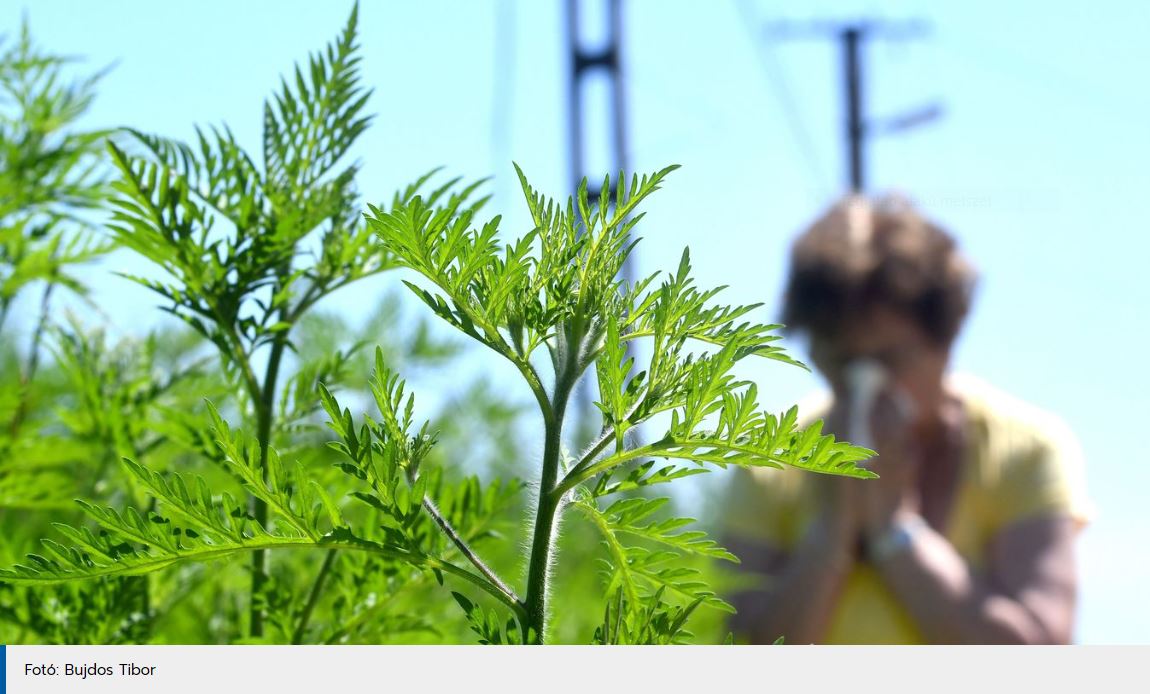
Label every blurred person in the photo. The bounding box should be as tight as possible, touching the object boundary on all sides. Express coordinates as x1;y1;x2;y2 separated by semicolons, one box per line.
723;194;1091;644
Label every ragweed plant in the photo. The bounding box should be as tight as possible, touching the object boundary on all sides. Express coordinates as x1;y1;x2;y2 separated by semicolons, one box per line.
0;22;137;645
0;320;216;644
0;6;876;644
0;159;874;644
2;5;406;640
0;3;535;646
339;166;877;642
1;19;112;478
0;19;111;336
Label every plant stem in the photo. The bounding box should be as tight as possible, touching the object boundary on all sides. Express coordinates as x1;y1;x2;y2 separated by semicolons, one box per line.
291;548;336;644
523;426;561;643
0;297;11;337
422;495;520;604
249;334;288;639
6;281;55;439
523;372;574;644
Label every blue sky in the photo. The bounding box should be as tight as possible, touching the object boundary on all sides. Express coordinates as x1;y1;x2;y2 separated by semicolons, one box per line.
5;0;1148;643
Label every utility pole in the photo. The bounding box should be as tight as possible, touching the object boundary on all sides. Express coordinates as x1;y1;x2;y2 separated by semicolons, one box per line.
843;27;864;191
567;0;628;206
766;19;938;193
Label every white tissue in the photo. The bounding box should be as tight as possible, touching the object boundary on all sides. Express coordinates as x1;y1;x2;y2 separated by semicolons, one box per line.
842;359;918;458
844;359;886;451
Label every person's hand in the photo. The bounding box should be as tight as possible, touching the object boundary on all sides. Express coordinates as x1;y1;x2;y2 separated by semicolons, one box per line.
821;384;921;543
856;387;921;537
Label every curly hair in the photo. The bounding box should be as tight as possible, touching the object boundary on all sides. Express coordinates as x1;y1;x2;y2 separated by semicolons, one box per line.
780;194;978;347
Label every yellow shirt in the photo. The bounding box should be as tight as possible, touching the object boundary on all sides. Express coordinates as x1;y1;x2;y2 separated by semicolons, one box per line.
723;373;1092;644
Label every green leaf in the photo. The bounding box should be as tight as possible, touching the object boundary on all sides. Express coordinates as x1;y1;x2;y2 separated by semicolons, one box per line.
574;490;734;619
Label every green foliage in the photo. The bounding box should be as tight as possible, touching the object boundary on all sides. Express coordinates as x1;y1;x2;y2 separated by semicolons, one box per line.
0;6;877;646
0;319;211;513
0;576;151;645
0;313;218;644
105;5;385;386
348;163;875;642
593;588;704;645
573;491;735;614
1;18;114;479
3;157;873;643
3;4;506;646
0;26;128;646
0;19;111;321
317;350;526;614
84;3;417;638
451;591;531;645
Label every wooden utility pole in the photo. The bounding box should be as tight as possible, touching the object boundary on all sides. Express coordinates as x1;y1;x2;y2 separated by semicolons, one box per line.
766;19;938;192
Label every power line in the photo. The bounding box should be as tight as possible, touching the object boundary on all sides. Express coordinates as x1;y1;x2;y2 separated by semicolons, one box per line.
761;16;936;193
567;0;628;207
735;0;832;197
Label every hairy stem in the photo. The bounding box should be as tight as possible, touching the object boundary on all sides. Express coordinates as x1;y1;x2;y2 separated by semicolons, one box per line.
556;441;668;498
523;413;563;643
523;343;577;643
423;494;520;604
561;394;653;491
